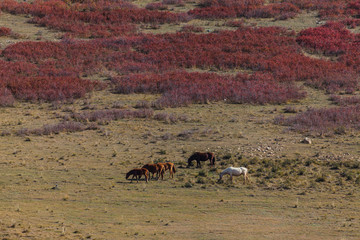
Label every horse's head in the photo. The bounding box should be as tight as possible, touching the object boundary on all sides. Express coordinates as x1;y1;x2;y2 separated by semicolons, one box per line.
125;171;131;179
187;155;195;167
207;152;215;166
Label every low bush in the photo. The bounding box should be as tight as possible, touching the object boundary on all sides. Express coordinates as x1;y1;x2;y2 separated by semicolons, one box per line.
275;106;360;135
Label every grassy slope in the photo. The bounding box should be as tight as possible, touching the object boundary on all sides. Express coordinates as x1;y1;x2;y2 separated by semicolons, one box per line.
0;6;360;240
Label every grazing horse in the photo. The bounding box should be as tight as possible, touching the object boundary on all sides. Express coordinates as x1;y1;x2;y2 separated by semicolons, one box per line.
158;162;176;178
218;167;249;184
126;168;149;183
142;163;163;180
187;152;215;168
156;163;165;180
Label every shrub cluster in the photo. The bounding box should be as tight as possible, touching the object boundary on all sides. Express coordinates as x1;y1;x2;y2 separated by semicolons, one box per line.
0;59;106;102
296;22;359;56
275;106;360;135
0;0;190;38
0;27;11;36
329;95;360;106
1;23;358;104
189;1;299;20
277;0;360;19
70;108;154;123
0;0;359;108
16;121;96;136
179;25;204;33
112;71;305;107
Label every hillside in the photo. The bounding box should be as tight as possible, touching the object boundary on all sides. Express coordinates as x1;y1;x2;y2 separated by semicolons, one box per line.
0;0;359;239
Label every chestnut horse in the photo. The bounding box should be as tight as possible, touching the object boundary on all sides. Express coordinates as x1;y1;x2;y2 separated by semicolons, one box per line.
187;152;215;168
142;163;164;180
158;162;176;178
126;168;149;183
156;163;165;180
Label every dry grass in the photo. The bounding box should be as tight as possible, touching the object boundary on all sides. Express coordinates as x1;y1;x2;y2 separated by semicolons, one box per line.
0;89;359;239
0;13;60;48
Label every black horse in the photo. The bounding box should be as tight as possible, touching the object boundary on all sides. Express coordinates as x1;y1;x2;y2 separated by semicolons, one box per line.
187;152;215;168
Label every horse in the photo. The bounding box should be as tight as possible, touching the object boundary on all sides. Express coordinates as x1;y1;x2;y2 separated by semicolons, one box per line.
218;167;249;184
126;168;149;183
156;163;165;180
142;163;163;180
158;162;176;178
187;152;215;168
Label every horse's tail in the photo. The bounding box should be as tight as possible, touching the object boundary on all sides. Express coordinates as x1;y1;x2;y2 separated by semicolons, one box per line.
212;154;216;165
173;164;176;173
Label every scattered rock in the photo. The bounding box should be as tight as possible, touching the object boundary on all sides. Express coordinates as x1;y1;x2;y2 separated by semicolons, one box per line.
301;137;312;144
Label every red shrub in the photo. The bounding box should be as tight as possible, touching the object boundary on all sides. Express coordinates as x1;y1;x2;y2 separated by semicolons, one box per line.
296;22;355;55
145;2;168;10
0;27;11;36
112;71;306;107
0;87;15;107
6;76;100;101
189;1;299;19
329;95;360;105
0;0;190;38
275;106;360;135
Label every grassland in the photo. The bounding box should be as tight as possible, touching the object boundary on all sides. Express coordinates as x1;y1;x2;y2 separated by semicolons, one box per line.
0;3;360;240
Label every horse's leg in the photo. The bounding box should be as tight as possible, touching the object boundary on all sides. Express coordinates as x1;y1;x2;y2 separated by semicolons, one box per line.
230;174;233;183
156;171;159;181
245;173;249;184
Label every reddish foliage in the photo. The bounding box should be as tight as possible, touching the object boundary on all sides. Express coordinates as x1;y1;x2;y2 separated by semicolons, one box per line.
275;106;360;135
162;0;184;5
0;87;15;107
0;58;106;102
179;25;204;32
112;71;306;107
329;95;360;105
297;21;360;82
0;0;359;106
189;1;299;19
225;20;245;27
145;2;168;11
70;108;154;123
0;27;11;36
296;22;357;55
0;0;190;38
279;0;360;19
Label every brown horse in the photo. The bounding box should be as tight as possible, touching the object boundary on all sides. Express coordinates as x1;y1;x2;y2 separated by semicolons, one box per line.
187;152;215;168
156;163;166;180
158;162;176;178
142;163;163;180
126;168;149;183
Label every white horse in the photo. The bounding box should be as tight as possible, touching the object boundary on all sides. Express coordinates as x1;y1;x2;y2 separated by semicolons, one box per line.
219;167;249;183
